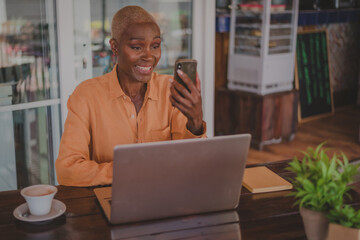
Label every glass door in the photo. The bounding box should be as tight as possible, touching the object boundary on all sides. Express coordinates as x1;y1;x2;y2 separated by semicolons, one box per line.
235;0;264;56
0;0;61;190
269;0;295;54
233;0;296;56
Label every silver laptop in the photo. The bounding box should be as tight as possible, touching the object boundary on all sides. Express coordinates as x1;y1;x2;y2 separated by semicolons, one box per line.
94;134;251;224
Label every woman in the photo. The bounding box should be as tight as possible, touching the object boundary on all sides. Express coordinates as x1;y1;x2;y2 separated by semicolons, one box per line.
55;6;206;186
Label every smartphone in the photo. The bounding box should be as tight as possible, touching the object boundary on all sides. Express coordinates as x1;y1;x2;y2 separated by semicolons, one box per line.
174;59;197;91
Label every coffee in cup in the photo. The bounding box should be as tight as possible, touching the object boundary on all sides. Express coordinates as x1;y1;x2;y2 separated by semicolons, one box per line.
20;184;57;216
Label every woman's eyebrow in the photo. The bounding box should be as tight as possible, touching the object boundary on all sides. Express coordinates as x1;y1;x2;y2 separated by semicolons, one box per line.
129;36;161;41
129;37;144;40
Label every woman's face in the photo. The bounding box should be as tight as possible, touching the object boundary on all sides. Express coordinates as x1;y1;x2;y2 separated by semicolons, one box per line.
115;22;161;83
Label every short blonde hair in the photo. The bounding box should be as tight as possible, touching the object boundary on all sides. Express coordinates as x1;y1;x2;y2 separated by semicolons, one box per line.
111;6;157;40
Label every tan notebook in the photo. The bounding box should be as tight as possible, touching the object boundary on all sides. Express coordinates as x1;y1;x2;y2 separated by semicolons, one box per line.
242;166;293;193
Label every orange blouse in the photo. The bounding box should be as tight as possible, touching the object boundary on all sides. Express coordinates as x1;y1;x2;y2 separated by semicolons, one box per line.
55;66;206;186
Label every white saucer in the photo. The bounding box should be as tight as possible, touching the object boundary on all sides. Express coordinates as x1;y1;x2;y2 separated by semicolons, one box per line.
13;199;66;223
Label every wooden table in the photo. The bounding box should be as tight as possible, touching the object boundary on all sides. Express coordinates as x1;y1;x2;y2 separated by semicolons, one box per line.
1;160;359;240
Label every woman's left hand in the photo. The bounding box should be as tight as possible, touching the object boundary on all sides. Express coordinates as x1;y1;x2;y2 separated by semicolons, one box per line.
169;70;203;135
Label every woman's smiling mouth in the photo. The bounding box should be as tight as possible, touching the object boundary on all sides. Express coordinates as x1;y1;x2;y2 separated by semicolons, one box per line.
135;65;152;74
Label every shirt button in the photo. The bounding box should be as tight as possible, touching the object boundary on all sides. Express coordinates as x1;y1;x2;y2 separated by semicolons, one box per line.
130;114;135;119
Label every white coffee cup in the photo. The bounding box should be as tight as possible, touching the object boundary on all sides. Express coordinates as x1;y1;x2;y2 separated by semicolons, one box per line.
20;184;57;216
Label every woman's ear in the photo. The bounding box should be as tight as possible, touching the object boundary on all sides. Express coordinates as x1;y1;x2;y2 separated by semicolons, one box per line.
109;38;118;56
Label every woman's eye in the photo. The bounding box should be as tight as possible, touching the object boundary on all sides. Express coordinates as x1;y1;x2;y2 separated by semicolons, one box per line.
152;45;160;49
131;46;141;50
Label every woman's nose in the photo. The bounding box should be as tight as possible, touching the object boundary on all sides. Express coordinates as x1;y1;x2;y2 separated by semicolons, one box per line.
142;48;153;60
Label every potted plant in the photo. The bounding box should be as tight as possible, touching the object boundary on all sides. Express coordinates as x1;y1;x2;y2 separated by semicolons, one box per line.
287;143;359;240
327;204;360;240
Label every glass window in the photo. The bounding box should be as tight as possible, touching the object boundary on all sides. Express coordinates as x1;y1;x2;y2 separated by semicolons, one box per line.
0;0;60;191
0;0;59;105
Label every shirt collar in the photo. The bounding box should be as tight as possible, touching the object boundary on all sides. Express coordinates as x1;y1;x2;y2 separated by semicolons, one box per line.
109;65;158;101
145;73;158;101
109;66;125;100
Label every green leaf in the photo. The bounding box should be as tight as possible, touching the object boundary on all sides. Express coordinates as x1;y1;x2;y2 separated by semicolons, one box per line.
328;155;336;177
314;142;326;158
287;158;301;173
319;161;327;178
300;194;314;209
302;179;315;192
301;158;308;172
